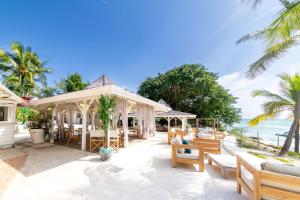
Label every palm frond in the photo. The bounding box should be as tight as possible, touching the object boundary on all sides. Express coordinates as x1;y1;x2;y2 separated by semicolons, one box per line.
241;0;264;9
252;89;290;102
246;37;298;78
265;2;300;45
262;100;293;114
248;113;277;127
236;30;266;44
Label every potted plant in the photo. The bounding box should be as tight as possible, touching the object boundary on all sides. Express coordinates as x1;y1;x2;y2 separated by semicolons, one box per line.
17;107;46;144
98;95;116;161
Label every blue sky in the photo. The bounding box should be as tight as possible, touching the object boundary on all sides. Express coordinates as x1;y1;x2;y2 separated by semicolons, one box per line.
1;0;300;118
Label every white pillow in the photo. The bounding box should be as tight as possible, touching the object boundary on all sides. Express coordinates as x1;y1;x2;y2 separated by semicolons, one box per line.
172;136;184;154
261;161;300;177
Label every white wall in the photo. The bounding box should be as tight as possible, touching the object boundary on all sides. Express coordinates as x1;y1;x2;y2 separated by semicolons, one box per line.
0;104;16;149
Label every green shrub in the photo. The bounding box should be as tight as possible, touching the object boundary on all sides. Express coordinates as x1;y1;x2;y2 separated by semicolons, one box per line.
248;151;268;159
287;151;300;159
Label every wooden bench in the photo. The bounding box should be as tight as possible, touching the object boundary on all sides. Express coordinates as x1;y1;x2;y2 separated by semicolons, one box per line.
236;153;300;200
193;138;221;154
207;154;236;179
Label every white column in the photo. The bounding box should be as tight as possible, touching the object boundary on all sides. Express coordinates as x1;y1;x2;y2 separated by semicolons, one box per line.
167;117;171;131
91;111;96;130
11;104;17;147
182;117;185;131
50;106;57;144
81;104;88;151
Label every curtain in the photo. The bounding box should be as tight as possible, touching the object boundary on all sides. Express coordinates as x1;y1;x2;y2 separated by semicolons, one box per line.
136;104;156;138
66;110;73;130
120;99;129;147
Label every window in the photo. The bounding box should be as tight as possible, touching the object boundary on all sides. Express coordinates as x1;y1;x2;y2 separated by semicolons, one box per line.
0;107;8;121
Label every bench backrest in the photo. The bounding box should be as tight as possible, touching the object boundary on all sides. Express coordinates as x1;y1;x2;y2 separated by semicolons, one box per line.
237;153;300;200
193;138;221;154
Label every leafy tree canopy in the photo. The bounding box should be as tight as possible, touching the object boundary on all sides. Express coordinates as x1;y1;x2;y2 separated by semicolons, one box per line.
56;73;89;94
138;64;241;125
0;42;52;96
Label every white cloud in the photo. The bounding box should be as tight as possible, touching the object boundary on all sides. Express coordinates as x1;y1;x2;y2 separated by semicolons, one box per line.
219;64;300;119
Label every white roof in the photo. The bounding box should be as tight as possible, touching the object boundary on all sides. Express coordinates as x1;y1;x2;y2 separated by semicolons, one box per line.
156;110;197;118
0;84;26;105
30;84;170;112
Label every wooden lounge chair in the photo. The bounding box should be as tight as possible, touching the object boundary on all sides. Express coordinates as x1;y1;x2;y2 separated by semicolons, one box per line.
236;153;300;200
193;138;221;154
171;143;205;172
89;130;105;152
168;130;187;144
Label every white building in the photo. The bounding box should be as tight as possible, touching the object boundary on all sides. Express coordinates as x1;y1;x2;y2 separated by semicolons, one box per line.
0;85;25;149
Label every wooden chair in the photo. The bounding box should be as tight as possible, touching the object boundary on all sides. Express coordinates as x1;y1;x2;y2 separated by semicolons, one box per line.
214;130;226;139
67;127;80;144
89;130;105;152
236;153;300;200
109;129;120;152
172;143;205;172
168;130;187;144
193;138;221;154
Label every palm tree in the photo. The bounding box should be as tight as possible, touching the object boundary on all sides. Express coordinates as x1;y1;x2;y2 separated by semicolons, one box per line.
238;0;300;77
0;42;52;96
238;0;300;155
249;73;300;153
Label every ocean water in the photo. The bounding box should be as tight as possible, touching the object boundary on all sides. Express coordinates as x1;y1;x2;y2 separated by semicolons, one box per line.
232;119;293;147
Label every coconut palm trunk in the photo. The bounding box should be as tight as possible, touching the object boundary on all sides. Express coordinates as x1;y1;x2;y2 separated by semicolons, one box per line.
279;92;300;156
295;123;299;153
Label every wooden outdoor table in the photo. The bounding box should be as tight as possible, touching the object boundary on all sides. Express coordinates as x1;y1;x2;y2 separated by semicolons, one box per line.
207;154;236;179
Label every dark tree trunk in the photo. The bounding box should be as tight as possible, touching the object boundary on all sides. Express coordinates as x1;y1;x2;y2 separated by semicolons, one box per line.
279;92;300;156
295;123;299;153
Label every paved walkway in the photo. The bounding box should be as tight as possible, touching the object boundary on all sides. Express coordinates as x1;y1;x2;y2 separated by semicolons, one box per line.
1;133;247;200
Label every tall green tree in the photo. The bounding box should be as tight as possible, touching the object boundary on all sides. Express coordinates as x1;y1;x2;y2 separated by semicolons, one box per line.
39;86;57;98
56;73;89;94
0;42;51;96
238;0;300;155
138;64;241;126
249;73;300;153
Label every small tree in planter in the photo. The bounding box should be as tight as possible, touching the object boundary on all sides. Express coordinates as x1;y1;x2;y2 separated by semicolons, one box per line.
98;95;116;161
17;107;51;144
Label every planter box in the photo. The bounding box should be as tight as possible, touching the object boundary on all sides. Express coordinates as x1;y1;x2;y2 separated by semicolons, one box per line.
29;129;45;144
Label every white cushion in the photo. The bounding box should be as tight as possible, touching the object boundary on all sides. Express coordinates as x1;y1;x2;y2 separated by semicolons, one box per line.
176;151;199;160
172;136;184;153
183;134;194;141
197;133;214;139
90;130;105;137
109;129;119;138
261;161;300;177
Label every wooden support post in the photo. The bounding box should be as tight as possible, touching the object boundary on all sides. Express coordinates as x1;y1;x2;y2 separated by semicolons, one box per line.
91;111;96;130
50;105;57;144
181;117;185;131
76;101;92;151
11;103;17;147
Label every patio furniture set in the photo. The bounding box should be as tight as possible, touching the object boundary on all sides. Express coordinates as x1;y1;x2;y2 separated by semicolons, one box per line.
169;128;300;200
